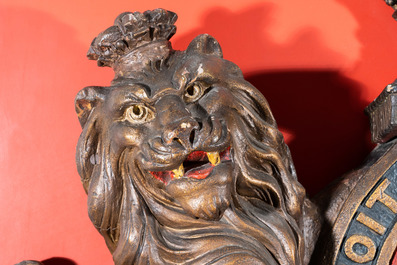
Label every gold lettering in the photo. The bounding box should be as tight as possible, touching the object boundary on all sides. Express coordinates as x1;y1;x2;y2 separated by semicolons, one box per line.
344;235;376;263
366;179;397;213
356;212;386;235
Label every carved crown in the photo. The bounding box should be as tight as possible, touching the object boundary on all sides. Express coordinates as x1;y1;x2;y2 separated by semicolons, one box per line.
87;8;177;76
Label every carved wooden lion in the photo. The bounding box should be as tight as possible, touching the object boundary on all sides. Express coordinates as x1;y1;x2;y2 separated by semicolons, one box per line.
75;9;319;265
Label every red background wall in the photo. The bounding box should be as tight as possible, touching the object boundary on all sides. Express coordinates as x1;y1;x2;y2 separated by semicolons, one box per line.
1;0;397;264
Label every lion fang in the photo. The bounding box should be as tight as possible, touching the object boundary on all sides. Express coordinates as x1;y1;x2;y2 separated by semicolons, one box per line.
172;164;185;179
207;152;220;166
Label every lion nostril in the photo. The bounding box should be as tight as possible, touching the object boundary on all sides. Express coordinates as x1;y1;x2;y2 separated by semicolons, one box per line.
189;129;196;145
197;121;203;130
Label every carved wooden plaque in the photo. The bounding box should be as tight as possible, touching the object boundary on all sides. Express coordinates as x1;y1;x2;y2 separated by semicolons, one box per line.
312;84;397;265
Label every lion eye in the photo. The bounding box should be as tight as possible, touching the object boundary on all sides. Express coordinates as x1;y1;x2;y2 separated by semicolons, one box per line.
184;84;203;102
124;105;153;123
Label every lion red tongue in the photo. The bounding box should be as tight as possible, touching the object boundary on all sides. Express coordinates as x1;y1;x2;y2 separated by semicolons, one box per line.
150;148;230;184
184;150;215;179
149;164;213;184
184;163;213;179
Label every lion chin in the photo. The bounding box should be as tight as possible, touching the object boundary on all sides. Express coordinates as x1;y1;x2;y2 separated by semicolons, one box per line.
161;149;233;221
76;10;319;265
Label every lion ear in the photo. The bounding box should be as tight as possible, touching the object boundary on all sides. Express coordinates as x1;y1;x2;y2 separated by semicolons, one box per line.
186;34;223;58
75;86;106;127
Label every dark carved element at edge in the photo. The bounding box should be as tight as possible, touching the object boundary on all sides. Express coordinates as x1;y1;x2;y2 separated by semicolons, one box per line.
385;0;397;6
384;0;397;20
15;261;43;265
365;80;397;143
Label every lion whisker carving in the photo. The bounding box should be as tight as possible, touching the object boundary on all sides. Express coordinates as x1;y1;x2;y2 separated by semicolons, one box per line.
75;8;320;265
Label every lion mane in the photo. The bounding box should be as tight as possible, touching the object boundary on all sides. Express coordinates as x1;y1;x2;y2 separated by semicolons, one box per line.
75;9;318;265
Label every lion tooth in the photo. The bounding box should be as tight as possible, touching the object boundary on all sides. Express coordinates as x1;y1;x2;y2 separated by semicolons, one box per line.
207;152;220;166
172;164;185;179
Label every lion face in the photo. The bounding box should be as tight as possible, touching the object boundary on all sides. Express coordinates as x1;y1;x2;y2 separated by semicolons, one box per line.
76;33;317;265
95;47;240;220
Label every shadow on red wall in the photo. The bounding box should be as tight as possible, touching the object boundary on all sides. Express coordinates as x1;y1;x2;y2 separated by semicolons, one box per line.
41;257;77;265
247;71;371;195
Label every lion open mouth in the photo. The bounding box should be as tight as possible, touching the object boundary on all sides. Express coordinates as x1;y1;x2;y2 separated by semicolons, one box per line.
149;147;231;184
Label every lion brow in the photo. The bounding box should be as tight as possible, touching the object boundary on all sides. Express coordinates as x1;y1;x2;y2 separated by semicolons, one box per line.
133;83;152;98
120;84;152;102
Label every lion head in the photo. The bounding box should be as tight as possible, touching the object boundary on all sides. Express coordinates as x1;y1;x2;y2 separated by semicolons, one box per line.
75;9;318;265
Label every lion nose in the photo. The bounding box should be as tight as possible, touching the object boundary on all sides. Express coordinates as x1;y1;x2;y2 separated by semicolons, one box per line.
156;95;199;148
162;118;199;147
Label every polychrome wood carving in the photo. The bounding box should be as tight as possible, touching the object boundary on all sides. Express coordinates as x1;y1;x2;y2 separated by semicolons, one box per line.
75;9;319;265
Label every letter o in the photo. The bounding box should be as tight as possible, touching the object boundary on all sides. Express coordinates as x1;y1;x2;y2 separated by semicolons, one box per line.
344;234;376;263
